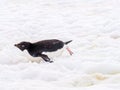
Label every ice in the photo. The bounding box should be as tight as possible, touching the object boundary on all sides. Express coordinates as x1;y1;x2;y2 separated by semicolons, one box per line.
0;0;120;90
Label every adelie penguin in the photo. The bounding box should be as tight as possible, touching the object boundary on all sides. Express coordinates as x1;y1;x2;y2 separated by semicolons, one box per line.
15;39;73;63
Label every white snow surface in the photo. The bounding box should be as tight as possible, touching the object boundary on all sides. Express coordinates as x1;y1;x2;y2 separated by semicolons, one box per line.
0;0;120;90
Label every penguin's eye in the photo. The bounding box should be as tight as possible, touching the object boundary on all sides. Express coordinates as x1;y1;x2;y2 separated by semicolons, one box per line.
21;45;25;48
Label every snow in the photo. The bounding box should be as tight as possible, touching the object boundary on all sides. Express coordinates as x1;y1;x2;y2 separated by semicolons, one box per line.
0;0;120;90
